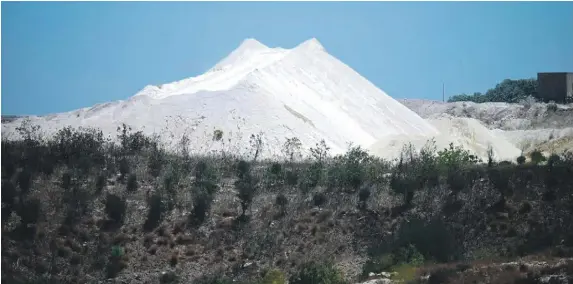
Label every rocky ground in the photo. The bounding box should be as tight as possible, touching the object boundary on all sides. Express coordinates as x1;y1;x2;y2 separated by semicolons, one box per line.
2;124;573;284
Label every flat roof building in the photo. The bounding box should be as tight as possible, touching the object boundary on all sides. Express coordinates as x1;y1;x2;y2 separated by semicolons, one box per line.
537;72;573;103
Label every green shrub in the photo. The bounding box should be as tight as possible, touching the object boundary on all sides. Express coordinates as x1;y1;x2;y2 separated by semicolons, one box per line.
261;269;286;284
148;146;164;178
275;193;288;215
18;197;42;225
235;160;257;219
395;218;459;263
285;169;299;186
529;150;546;165
117;123;152;154
17;168;33;195
95;174;106;193
547;153;561;168
289;261;347;284
213;129;224;142
105;194;126;224
327;145;374;192
361;254;395;278
488;166;513;197
313;192;327;208
52;126;107;173
270;163;282;175
362;244;424;280
436;143;480;171
126;174;138;192
61;172;72;190
1;180;17;220
191;193;212;225
358;186;371;209
144;194;164;231
194;275;233;284
516;155;526;165
118;158;130;179
111;245;124;257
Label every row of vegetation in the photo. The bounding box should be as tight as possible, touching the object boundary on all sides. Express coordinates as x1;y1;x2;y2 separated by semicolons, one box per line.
448;78;539;104
2;119;573;283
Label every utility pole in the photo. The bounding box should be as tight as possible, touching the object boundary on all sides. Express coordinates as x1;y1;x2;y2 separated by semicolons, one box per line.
442;82;445;102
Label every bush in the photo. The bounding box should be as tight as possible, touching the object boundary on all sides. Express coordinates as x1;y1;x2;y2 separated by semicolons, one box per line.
144;194;164;232
362;244;424;280
275;193;288;209
17;168;33;195
289;261;347;284
194;275;233;284
116;123;152;154
235;160;257;219
361;254;395;279
191;194;212;225
275;193;288;216
1;181;17;220
126;174;138;192
105;194;126;224
269;162;282;177
52;126;107;173
61;172;72;190
529;150;546;165
285;170;299;186
517;155;526;165
147;146;164;178
18;197;42;225
327;145;373;192
118;158;130;179
488;166;513;197
95;174;106;193
394;218;459;263
194;160;219;196
547;153;561;168
261;269;286;284
358;186;371;209
436;143;480;171
313;192;327;208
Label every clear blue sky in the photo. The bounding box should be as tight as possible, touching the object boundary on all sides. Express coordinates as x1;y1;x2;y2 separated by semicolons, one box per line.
2;1;572;115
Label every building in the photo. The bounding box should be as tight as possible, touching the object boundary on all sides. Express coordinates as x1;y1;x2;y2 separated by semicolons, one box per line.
537;72;573;103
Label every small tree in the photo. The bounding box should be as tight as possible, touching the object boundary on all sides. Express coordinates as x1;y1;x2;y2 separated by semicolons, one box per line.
516;155;526;165
249;132;265;162
309;140;330;165
282;137;303;162
547;153;561;168
530;150;546;165
213;129;224;142
235;160;257;221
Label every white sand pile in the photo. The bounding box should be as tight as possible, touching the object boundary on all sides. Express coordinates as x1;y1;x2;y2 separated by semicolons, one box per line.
369;114;522;162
